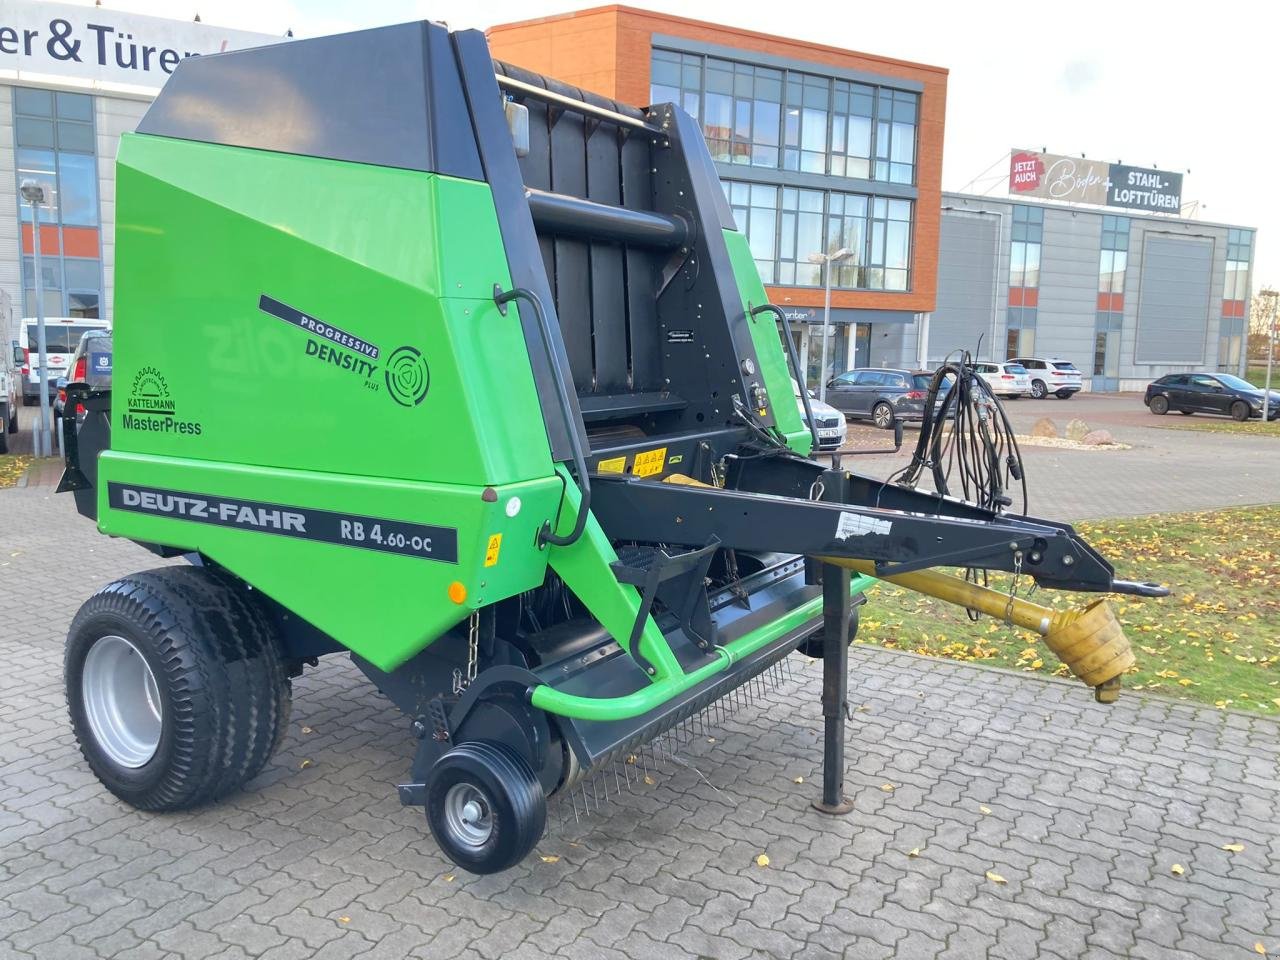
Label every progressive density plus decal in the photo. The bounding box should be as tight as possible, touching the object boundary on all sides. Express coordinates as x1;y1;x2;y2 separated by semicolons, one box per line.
108;482;458;562
258;294;430;407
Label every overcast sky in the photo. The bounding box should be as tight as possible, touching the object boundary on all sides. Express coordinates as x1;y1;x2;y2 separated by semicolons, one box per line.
65;0;1277;293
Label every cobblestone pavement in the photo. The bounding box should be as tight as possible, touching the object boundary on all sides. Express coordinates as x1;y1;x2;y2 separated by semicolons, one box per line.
3;485;1280;960
835;393;1280;520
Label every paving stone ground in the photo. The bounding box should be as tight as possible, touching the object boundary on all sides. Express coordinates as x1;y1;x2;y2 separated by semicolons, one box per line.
3;468;1280;958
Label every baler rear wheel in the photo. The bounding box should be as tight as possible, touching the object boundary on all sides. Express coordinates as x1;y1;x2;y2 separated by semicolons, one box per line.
65;566;291;811
426;740;546;875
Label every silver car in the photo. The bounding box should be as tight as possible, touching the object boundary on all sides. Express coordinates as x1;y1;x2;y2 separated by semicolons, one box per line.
791;379;847;451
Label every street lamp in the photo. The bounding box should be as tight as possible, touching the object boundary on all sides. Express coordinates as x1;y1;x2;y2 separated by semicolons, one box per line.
806;247;853;401
20;179;53;459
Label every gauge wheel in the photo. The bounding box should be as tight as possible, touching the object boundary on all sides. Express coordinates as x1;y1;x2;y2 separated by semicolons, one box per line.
1030;380;1047;399
871;402;895;430
426;740;546;875
65;566;291;811
1149;395;1169;415
1230;400;1250;422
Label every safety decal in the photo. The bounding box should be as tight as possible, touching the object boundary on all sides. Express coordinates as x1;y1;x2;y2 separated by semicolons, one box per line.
596;456;626;474
484;533;502;567
835;511;892;540
108;483;458;563
631;447;667;478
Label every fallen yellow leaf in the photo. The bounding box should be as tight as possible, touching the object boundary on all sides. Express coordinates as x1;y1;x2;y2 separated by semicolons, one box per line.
881;783;895;792
755;854;770;868
1253;943;1265;956
643;775;655;786
908;847;920;858
299;759;312;769
1222;843;1244;853
338;916;350;924
300;726;313;734
625;754;638;765
539;855;560;863
1171;863;1185;876
979;805;992;815
444;874;454;882
793;776;804;784
985;871;1007;885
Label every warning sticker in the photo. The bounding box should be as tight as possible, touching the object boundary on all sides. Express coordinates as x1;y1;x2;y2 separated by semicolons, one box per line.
597;456;626;474
835;511;893;540
632;447;668;478
484;533;502;567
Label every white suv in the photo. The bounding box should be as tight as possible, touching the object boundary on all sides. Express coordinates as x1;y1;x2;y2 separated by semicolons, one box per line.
1012;357;1083;399
972;361;1031;399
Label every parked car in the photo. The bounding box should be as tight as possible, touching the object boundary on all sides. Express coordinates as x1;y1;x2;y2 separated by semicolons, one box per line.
824;368;937;429
791;378;847;451
56;329;113;421
972;361;1031;399
1012;357;1082;399
18;317;110;406
1;338;22;454
1145;372;1280;422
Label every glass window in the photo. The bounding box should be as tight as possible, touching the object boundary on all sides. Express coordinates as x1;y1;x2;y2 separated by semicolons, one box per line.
68;292;100;319
16;147;59;223
1094;332;1107;376
15;87;53;116
15;117;55;149
56;154;99;226
63;258;101;289
23;256;62;290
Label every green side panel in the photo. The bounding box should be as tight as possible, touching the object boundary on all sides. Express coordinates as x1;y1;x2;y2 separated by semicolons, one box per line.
103;134;569;669
548;468;680;680
112;134;553;487
723;229;811;455
97;452;563;672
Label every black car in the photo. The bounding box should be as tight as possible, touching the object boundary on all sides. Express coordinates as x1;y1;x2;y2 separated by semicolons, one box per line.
1145;373;1279;422
824;368;940;429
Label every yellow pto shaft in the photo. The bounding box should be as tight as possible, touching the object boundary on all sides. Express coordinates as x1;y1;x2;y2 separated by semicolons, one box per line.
822;558;1136;703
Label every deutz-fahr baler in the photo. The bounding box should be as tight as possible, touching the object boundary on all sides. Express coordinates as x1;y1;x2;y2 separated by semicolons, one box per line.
58;22;1164;874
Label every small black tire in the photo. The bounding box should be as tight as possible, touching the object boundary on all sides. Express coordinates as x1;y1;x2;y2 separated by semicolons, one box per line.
1030;380;1047;399
1179;410;1193;416
1149;395;1169;415
65;566;291;811
871;402;895;430
1230;400;1250;422
426;740;546;875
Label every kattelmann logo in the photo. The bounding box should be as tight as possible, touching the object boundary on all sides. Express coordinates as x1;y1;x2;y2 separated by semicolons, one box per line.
122;366;202;437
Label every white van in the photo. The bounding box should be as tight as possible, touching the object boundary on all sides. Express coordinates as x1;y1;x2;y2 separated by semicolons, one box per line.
18;317;110;406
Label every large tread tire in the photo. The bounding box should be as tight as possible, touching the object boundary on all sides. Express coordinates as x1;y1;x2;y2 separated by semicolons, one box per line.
426;740;546;875
66;565;291;811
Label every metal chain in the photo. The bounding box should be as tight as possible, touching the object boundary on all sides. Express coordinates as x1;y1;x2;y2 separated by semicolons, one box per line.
1004;551;1023;625
452;610;481;696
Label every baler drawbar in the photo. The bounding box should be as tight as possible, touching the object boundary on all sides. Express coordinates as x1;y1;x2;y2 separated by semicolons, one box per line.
57;21;1165;874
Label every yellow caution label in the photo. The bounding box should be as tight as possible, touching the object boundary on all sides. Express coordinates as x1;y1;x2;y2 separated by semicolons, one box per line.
483;533;502;567
632;447;668;478
597;456;626;474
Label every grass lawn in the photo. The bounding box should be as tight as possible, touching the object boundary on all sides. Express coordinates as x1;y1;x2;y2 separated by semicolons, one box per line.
854;505;1280;714
1245;365;1275;388
1148;417;1278;438
0;454;31;489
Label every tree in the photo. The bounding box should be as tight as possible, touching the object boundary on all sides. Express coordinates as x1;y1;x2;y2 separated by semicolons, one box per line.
1250;289;1278;361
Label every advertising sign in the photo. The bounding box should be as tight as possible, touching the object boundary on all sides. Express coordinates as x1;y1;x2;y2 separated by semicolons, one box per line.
1009;149;1183;214
0;0;280;92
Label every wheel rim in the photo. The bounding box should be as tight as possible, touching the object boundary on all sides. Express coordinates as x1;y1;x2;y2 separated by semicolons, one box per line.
81;635;163;768
874;405;891;428
443;782;494;848
1032;382;1045;398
